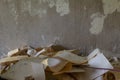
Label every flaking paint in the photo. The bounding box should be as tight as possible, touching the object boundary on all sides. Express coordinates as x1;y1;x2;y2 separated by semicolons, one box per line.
7;0;70;19
90;13;106;35
90;0;120;35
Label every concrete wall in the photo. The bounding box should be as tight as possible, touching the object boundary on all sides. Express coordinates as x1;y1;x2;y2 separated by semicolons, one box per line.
0;0;120;56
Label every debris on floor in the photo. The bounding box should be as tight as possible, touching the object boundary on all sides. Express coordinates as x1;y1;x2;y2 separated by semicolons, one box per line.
0;45;119;80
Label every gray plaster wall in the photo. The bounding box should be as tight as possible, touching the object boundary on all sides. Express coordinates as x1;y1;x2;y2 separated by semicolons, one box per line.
0;0;119;56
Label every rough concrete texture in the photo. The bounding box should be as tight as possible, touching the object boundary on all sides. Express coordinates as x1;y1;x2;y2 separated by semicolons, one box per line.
0;0;120;56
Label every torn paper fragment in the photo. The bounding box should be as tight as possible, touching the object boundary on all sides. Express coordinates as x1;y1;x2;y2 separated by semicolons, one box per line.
34;49;46;57
87;53;113;79
48;58;60;67
31;62;45;80
66;49;80;54
1;61;45;80
39;55;48;59
27;48;36;56
41;58;48;68
48;58;68;72
55;51;87;64
53;62;72;75
1;61;33;80
87;48;101;60
0;56;28;65
7;49;19;57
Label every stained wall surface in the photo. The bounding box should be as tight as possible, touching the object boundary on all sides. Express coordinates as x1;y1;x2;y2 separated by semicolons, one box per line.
0;0;120;56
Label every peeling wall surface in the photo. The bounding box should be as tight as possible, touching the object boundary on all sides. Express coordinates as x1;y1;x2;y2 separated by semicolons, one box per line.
0;0;120;56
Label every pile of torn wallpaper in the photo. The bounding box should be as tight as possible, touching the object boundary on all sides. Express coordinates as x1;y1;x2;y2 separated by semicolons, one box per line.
0;45;119;80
